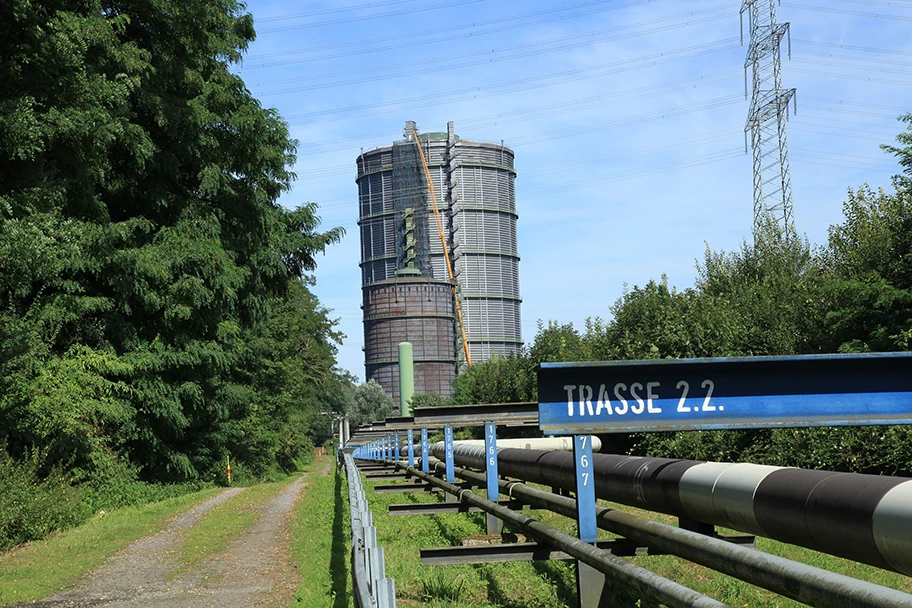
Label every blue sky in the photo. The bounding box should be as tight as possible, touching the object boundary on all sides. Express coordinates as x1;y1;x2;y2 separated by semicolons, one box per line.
235;0;912;381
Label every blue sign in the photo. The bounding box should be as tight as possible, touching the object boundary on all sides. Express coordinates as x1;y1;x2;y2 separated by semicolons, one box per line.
573;435;597;544
407;429;415;467
484;422;498;503
444;426;455;484
538;353;912;435
394;432;400;462
421;428;429;473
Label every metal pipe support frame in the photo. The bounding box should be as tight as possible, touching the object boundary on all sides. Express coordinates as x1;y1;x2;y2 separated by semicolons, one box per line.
392;460;728;608
431;444;912;576
444;462;912;608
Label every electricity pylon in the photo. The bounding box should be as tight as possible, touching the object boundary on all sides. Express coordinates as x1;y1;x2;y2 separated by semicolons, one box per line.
741;0;797;240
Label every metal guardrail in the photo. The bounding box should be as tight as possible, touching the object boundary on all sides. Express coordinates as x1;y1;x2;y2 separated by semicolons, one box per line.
344;453;396;608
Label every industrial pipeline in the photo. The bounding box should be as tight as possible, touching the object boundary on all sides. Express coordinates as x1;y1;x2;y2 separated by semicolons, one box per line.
430;442;912;576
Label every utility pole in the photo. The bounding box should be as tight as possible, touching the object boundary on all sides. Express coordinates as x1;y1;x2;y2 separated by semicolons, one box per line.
741;0;797;240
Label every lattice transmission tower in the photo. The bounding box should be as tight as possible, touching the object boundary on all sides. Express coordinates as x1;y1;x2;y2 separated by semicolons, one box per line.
741;0;797;239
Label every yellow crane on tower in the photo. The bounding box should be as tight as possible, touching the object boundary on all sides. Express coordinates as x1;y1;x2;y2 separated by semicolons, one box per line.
407;125;473;367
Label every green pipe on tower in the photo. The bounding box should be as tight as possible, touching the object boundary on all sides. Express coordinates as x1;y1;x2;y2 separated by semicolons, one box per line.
399;342;414;416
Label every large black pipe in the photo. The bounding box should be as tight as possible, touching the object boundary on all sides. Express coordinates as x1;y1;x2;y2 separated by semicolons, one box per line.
431;444;912;575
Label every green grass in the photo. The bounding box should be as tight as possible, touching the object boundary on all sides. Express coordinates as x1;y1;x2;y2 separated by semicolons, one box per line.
289;456;350;607
174;468;312;574
360;478;571;608
0;487;224;606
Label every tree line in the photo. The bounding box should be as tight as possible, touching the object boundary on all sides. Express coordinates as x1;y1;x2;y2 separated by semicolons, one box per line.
1;0;352;548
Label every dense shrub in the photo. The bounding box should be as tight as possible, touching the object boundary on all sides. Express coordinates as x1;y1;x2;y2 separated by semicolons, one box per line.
0;444;86;551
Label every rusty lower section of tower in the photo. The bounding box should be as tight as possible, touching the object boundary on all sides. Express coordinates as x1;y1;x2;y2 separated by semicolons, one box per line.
362;276;457;403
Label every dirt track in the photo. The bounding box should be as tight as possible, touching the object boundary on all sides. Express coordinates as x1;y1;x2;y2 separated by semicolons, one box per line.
18;461;330;608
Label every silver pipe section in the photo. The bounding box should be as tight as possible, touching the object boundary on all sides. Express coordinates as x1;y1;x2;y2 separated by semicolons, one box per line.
446;462;912;608
431;444;912;576
454;436;602;451
412;437;597;458
395;461;729;608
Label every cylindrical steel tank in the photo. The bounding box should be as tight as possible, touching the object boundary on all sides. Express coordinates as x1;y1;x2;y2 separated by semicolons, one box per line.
362;276;457;401
448;129;523;362
356;121;523;388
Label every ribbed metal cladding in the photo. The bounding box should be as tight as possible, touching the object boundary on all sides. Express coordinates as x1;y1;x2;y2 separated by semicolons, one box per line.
450;133;523;363
362;276;457;402
356;123;522;389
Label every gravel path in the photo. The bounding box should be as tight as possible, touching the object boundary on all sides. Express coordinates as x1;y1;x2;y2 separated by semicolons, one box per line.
19;462;329;608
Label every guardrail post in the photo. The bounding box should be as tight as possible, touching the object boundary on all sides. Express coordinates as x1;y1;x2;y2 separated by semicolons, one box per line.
421;428;429;473
484;421;503;535
444;425;456;503
407;429;414;468
574;435;607;607
394;431;400;462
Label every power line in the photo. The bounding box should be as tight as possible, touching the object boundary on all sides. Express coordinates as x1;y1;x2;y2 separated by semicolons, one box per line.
292;94;746;181
791;67;912;87
247;13;731;90
257;0;484;33
254;0;423;23
294;69;743;154
244;0;654;60
242;4;731;73
794;56;912;77
292;104;904;187
793;38;912;57
782;2;912;21
251;36;739;96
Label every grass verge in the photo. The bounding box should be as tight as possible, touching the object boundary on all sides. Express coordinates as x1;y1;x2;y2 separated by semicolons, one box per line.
174;466;315;575
0;487;224;606
289;457;350;607
365;480;571;608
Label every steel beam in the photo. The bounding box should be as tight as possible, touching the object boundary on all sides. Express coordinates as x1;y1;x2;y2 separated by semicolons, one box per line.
388;500;527;516
374;483;440;493
412;401;539;428
420;539;667;565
